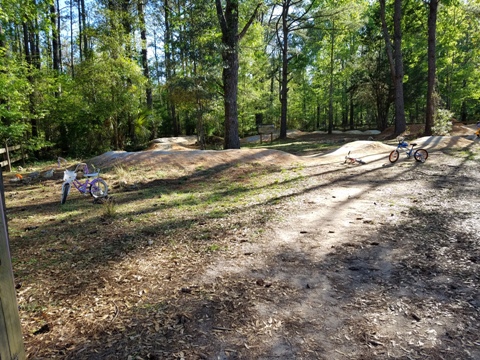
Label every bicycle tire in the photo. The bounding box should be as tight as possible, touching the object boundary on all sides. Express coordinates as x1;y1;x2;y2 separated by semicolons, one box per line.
414;149;428;163
389;150;400;163
89;179;108;198
61;183;70;204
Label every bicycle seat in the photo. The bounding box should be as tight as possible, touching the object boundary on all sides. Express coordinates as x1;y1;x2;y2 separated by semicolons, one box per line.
84;172;99;178
410;143;417;146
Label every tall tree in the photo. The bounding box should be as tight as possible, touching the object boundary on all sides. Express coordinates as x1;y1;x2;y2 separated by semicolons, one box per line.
215;0;261;149
272;0;316;138
380;0;406;136
163;0;179;136
424;0;439;135
138;0;152;112
50;2;61;72
22;0;41;139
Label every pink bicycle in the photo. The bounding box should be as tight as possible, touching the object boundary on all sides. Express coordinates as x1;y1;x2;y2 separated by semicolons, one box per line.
58;158;108;204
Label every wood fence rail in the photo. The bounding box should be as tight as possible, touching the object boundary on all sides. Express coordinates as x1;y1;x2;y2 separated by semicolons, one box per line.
0;144;26;172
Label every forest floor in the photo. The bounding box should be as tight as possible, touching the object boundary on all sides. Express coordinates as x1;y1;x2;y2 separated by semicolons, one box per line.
4;123;480;359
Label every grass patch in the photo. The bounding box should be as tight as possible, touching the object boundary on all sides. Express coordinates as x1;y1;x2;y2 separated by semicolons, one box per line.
443;148;479;161
244;138;337;155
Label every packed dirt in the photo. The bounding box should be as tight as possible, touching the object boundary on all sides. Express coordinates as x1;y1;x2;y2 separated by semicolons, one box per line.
5;122;480;359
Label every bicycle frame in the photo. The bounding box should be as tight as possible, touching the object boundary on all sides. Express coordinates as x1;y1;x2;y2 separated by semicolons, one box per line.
60;160;108;204
389;139;428;164
64;171;96;195
344;151;366;165
396;141;416;158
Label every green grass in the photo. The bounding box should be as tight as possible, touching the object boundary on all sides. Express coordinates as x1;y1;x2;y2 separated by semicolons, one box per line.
443;148;479;161
244;138;337;155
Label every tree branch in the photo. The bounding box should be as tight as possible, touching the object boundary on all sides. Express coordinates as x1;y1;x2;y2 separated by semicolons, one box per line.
239;3;262;41
215;0;227;35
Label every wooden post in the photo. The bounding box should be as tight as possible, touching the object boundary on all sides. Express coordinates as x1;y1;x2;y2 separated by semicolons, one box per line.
20;145;26;167
257;124;276;144
0;169;26;360
5;142;12;172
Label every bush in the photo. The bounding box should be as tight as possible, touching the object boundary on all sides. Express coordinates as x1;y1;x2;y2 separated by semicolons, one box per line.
432;109;454;136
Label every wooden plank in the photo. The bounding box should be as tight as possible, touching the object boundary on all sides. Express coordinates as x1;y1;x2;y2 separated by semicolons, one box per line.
9;156;22;164
257;124;275;134
0;298;14;360
0;156;22;168
0;170;26;360
258;125;276;143
0;144;25;170
0;145;22;155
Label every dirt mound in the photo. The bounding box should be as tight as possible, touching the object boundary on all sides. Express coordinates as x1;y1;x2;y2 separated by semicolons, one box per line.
322;140;395;156
415;135;479;149
89;148;300;171
146;142;196;151
89;135;479;171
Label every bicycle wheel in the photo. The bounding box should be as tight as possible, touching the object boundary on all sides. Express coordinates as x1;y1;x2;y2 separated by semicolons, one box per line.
61;182;70;204
389;150;400;163
414;149;428;163
89;179;108;198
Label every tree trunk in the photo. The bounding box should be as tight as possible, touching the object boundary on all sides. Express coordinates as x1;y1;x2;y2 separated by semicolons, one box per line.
50;4;60;72
328;23;334;134
216;0;240;149
279;4;289;139
164;0;179;136
78;0;83;61
221;36;240;149
80;0;88;59
380;0;406;137
349;90;354;130
392;0;406;135
57;0;62;67
216;0;260;149
138;0;152;111
425;0;439;136
70;0;75;76
23;19;39;139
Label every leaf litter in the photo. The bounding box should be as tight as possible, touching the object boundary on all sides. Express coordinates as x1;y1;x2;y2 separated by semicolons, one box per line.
4;129;480;359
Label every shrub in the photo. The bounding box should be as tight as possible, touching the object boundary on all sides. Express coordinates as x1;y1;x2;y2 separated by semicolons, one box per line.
432;109;454;136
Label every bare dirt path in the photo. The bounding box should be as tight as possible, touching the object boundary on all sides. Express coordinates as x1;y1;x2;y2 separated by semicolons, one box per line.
184;137;480;359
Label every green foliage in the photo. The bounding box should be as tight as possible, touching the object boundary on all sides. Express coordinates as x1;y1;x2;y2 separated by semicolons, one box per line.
1;0;480;154
0;54;31;143
432;108;454;136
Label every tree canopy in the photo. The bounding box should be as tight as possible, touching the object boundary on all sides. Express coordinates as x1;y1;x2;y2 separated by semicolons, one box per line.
1;0;479;156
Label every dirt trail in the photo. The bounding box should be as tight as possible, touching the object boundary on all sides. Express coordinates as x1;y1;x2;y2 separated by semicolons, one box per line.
7;125;480;360
85;130;480;359
192;139;480;359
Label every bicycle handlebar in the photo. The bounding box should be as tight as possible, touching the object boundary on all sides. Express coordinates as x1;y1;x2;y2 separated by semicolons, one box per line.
57;157;100;175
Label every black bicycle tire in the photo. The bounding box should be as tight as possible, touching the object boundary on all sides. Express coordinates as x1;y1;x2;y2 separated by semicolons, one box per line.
89;179;108;198
61;183;70;204
389;150;400;163
414;149;428;163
